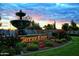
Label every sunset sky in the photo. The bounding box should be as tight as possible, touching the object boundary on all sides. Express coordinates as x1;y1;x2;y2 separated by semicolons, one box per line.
0;3;79;29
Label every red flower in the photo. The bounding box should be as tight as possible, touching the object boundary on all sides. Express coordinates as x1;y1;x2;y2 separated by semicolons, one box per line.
39;42;45;48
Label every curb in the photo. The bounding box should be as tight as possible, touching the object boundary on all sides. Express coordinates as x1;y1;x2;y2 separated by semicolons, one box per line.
22;40;72;56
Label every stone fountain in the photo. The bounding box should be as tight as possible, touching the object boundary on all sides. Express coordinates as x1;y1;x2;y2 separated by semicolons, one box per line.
10;10;31;35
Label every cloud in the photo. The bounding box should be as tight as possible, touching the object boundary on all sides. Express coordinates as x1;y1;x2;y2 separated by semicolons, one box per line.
0;3;79;29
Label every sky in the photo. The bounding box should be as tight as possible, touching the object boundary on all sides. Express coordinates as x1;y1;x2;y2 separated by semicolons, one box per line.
0;3;79;29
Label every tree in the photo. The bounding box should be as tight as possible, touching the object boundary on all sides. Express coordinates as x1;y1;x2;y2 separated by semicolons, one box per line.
29;21;42;30
43;24;56;30
62;23;69;31
53;20;56;29
71;20;76;27
0;16;1;20
0;16;2;26
70;20;79;30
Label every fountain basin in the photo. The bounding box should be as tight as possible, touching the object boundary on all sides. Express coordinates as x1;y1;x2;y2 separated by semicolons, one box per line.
10;20;31;29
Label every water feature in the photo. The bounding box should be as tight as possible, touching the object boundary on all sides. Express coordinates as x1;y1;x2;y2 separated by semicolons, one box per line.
10;10;31;35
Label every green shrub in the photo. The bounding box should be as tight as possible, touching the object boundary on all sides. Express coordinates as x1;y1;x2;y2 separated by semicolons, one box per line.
45;40;53;47
26;43;39;51
16;42;27;48
15;42;27;54
8;47;16;56
52;32;58;38
65;35;71;41
32;40;39;44
0;47;16;56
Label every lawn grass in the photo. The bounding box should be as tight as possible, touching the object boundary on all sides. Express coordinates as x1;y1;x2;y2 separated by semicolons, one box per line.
27;36;79;56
